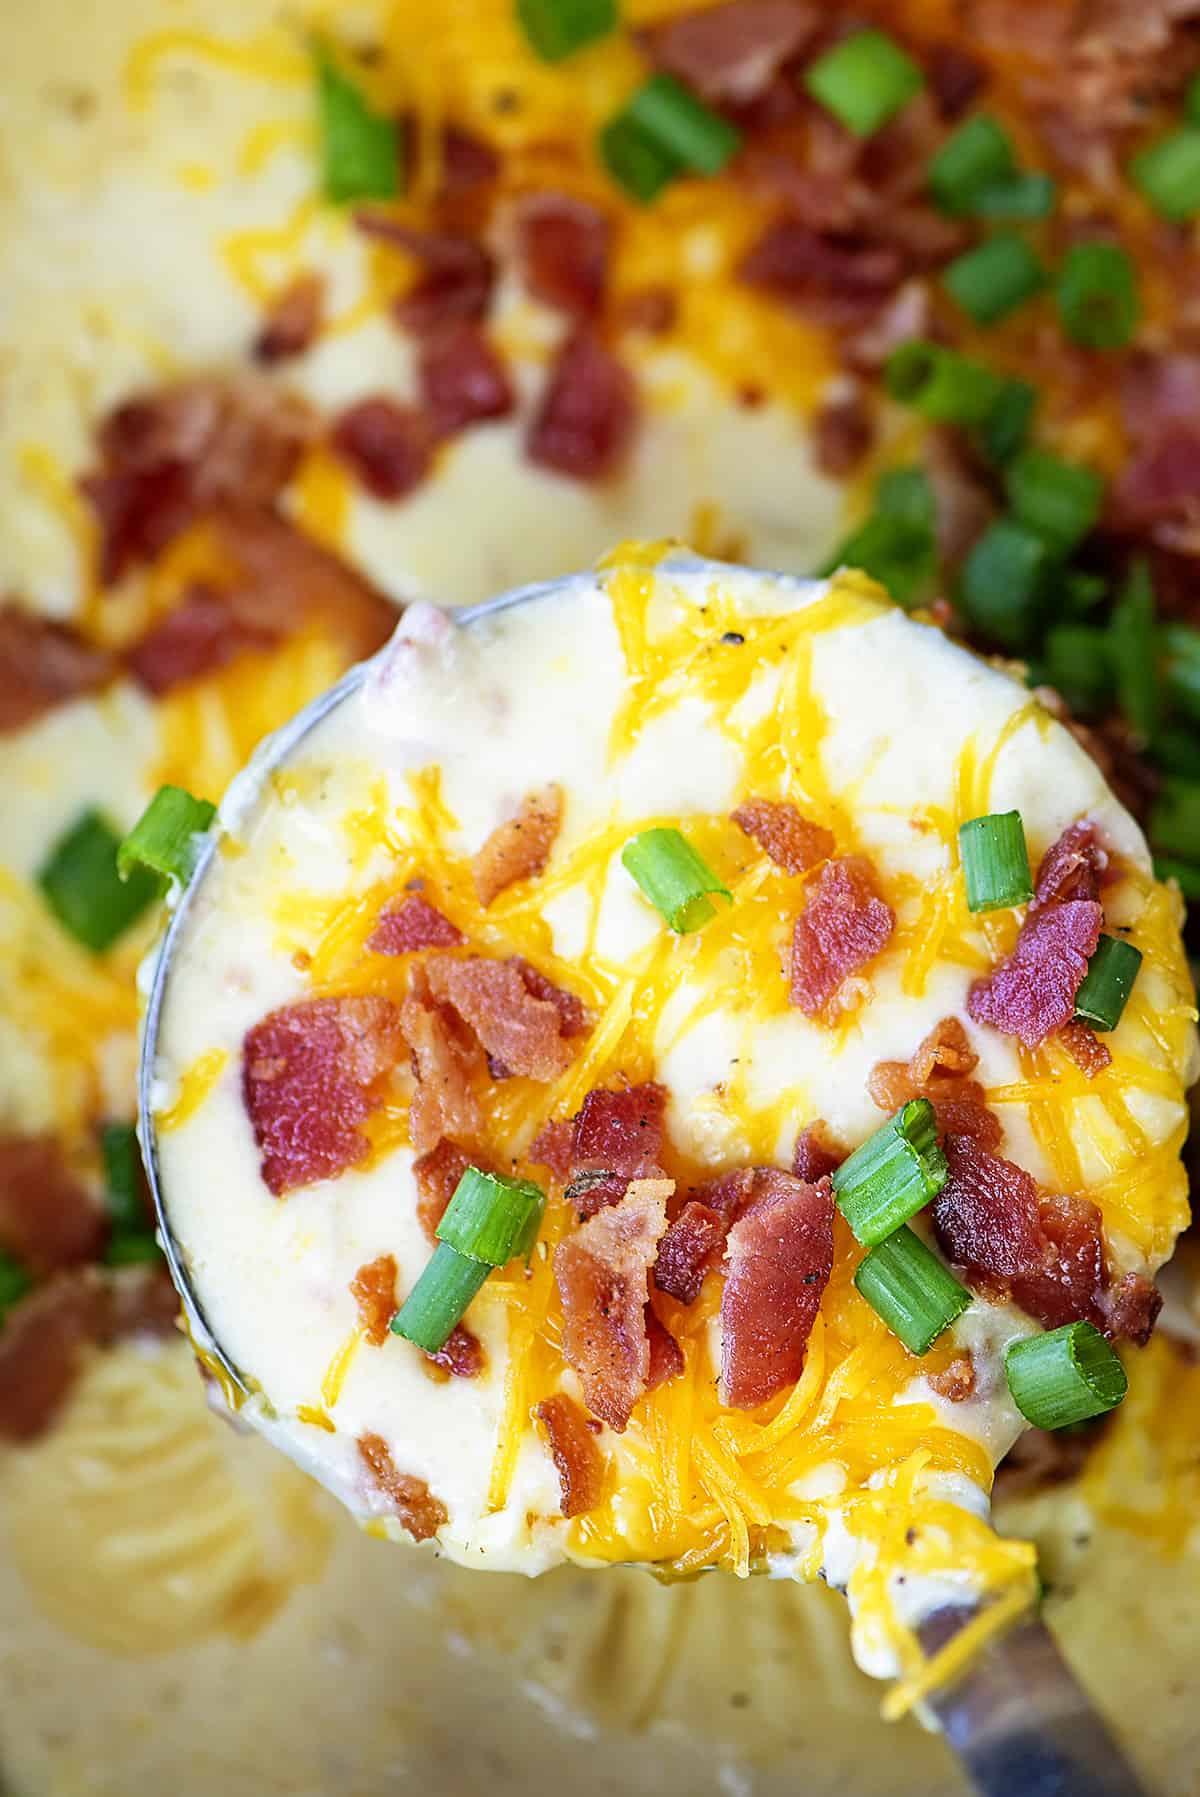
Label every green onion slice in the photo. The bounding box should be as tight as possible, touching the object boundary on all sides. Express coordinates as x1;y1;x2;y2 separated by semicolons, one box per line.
0;1248;32;1324
105;1233;163;1267
1153;854;1200;901
621;827;731;933
1188;73;1200;126
819;467;936;607
1074;935;1143;1032
118;785;216;888
927;114;1016;213
516;0;616;62
37;809;160;954
1129;127;1200;223
623;73;742;176
314;43;401;204
957;518;1050;652
1109;558;1159;742
1162;623;1200;724
970;172;1056;220
804;28;923;138
959;811;1034;913
597;115;681;203
101;1122;145;1234
391;1242;491;1353
1151;776;1200;865
1056;242;1139;350
437;1167;545;1266
1004;450;1104;556
831;1099;948;1246
884;340;1004;425
854;1225;971;1355
941;234;1045;326
1042;623;1114;718
977;379;1037;466
1004;1320;1127;1429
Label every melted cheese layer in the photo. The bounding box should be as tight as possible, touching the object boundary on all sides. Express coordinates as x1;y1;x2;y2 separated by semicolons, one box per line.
151;553;1197;1688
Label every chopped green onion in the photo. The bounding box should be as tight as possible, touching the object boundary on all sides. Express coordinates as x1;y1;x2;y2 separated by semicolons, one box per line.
1150;727;1200;781
0;1248;32;1325
959;811;1034;913
1153;854;1200;901
927;115;1016;213
819;467;936;607
37;809;160;954
621;827;731;933
978;379;1037;466
1042;624;1114;717
391;1241;491;1353
804;28;923;139
105;1233;163;1267
118;785;216;888
1056;242;1139;350
437;1167;545;1266
970;172;1056;220
1004;1320;1127;1429
598;115;681;203
854;1225;971;1354
1188;74;1200;126
831;1099;948;1246
314;44;401;204
1130;127;1200;223
941;234;1045;326
1004;450;1104;555
100;1123;144;1235
884;340;1004;425
1109;558;1158;741
1062;570;1108;616
1161;623;1200;723
1074;934;1142;1032
1151;776;1200;864
623;73;742;176
957;518;1051;651
516;0;616;62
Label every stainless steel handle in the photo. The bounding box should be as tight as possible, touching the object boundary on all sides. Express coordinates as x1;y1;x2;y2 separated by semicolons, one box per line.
923;1612;1148;1797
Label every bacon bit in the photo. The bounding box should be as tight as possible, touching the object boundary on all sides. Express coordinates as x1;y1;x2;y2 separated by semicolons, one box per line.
422;952;584;1082
330;397;436;501
927;429;996;569
536;1392;606;1517
912;1017;978;1083
0;1135;108;1275
358;1432;448;1541
418;322;516;436
868;1050;1001;1151
427;1322;485;1377
526;329;638;481
473;785;563;907
572;1082;668;1179
243;996;405;1196
81;376;315;583
0;605;113;734
811;389;874;478
928;1354;976;1401
720;1171;834;1411
254;273;325;363
968;900;1103;1048
555;1178;672;1432
739;221;904;329
1010;1191;1108;1334
643;0;817;104
1103;1271;1162;1346
511;958;589;1038
0;1265;177;1443
126;586;259;695
646;1307;685;1389
568;1172;630;1218
350;1253;398;1345
732;797;835;875
926;42;986;118
1057;1019;1113;1078
791;1122;844;1183
842;278;933;373
369;894;463;955
932;1136;1046;1286
438;124;500;194
699;1167;758;1224
400;973;483;1157
1032;819;1108;911
529;1119;574;1180
616;286;678;335
654;1200;727;1304
207;505;398;663
789;855;894;1016
412;1137;473;1243
356;216;496;334
516;194;612;317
